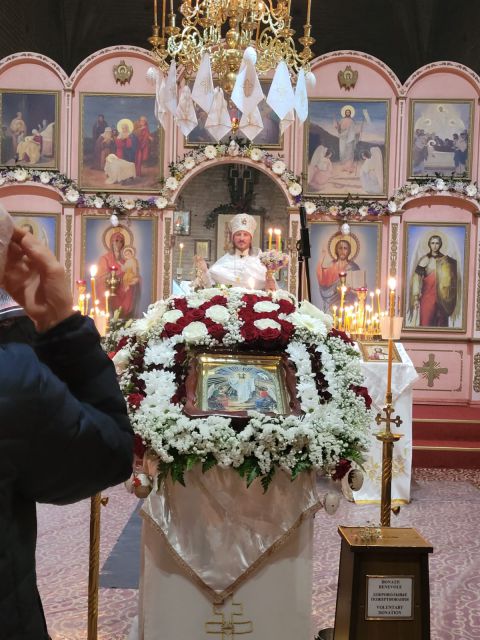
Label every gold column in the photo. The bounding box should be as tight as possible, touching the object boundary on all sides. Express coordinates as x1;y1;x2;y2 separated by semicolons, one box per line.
87;493;109;640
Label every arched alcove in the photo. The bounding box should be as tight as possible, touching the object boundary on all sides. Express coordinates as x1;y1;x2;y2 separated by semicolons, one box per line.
170;161;290;290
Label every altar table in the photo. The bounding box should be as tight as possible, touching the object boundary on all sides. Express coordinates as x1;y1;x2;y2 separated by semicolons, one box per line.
130;467;320;640
353;342;419;505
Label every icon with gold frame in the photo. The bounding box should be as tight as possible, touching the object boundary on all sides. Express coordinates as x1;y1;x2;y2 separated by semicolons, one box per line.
358;341;401;363
184;351;301;426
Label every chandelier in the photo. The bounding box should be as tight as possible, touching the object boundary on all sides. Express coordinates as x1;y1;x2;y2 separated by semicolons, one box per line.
147;0;316;142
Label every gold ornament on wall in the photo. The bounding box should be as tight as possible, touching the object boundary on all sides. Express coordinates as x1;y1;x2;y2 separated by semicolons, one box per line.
338;65;358;91
113;60;133;85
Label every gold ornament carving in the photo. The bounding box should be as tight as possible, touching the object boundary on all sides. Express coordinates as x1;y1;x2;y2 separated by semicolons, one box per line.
64;213;72;283
163;217;172;299
113;60;133;85
473;353;480;393
338;65;358;91
415;353;448;388
389;222;399;277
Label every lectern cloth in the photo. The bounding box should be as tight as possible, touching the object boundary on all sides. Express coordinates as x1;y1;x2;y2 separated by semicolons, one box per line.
354;342;418;504
140;466;321;602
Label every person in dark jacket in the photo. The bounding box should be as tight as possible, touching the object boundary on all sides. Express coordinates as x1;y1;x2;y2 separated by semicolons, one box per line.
0;213;134;639
0;287;37;344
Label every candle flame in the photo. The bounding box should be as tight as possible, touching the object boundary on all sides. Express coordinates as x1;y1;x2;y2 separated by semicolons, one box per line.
90;264;98;277
388;277;396;291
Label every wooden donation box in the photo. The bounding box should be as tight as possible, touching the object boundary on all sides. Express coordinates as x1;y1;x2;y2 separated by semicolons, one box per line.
334;527;433;640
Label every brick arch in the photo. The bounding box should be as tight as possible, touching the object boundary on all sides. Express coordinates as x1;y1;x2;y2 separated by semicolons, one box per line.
170;156;294;206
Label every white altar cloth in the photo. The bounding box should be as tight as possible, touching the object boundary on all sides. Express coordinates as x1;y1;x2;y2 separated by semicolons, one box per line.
131;467;320;640
353;342;418;505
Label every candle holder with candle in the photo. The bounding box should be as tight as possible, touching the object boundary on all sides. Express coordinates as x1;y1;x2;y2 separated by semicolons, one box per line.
258;249;290;282
106;265;120;298
375;278;404;527
76;280;87;315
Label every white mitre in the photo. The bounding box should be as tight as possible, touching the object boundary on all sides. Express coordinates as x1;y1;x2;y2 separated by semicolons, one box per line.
229;213;257;237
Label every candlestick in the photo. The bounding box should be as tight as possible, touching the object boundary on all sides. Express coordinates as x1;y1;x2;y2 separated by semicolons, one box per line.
178;242;184;270
386;278;396;397
90;265;98;316
86;293;91;316
154;0;158;26
268;227;273;250
162;0;166;35
339;285;347;317
306;0;312;23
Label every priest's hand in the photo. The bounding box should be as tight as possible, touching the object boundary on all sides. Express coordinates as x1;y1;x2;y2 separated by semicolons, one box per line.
4;227;74;332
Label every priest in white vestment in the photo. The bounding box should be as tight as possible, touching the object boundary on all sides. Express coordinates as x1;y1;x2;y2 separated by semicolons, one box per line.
195;213;275;291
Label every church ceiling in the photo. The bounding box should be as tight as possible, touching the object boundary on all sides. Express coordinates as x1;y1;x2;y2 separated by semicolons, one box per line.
0;0;478;82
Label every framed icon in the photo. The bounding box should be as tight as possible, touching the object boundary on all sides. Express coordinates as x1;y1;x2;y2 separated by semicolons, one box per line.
173;210;191;236
358;341;401;363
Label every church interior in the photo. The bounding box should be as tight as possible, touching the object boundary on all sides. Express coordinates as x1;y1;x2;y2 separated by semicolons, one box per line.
1;1;479;639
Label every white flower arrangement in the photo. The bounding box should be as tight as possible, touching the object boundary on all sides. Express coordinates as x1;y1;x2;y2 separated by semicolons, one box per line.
272;160;286;175
111;287;372;490
288;182;302;196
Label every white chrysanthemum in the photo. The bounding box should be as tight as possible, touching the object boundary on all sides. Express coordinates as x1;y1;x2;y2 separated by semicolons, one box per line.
204;145;217;159
288;182;302;196
155;196;168;209
184;156;196;170
165;176;179;190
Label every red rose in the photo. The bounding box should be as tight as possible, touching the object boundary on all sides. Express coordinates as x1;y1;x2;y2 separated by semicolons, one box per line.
279;319;294;340
350;384;372;409
259;327;281;342
208;295;228;306
185;307;205;321
239;308;256;323
328;328;355;345
253;311;280;321
240;323;259;343
162;321;183;337
108;350;117;360
172;297;188;312
242;294;260;305
331;458;351;481
174;347;187;365
278;299;295;315
208;323;226;341
133;434;146;458
171;383;186;405
128;392;144;409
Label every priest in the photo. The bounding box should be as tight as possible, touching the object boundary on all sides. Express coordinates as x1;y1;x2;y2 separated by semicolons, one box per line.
194;213;276;291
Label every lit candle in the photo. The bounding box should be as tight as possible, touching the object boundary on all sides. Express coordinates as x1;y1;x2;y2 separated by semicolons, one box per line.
339;285;347;312
268;227;273;250
332;305;337;329
306;0;312;23
105;290;110;315
90;265;98;316
375;288;381;315
178;242;184;269
274;228;281;251
170;0;173;13
386;278;397;396
248;277;255;290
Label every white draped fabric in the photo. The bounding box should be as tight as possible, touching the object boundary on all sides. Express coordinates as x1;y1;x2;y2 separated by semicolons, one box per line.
130;468;320;640
354;342;419;504
207;250;267;289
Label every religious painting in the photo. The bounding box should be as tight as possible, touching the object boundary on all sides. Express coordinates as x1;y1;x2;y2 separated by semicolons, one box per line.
407;100;474;179
195;239;211;261
0;90;59;168
185;81;282;148
173;210;191;236
358;341;401;363
184;352;301;422
304;99;390;198
82;214;157;320
79;93;162;192
402;223;468;332
308;221;382;313
11;212;59;257
216;213;263;259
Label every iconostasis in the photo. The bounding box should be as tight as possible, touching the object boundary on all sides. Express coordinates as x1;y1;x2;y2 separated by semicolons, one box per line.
0;47;479;405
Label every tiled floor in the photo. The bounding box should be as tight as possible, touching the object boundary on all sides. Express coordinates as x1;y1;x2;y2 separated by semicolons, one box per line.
37;468;480;639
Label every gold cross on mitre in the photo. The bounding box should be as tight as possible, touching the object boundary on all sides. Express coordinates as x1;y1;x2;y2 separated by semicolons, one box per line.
241;217;248;225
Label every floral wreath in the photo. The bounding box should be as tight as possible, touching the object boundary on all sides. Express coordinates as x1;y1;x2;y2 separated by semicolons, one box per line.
109;287;372;491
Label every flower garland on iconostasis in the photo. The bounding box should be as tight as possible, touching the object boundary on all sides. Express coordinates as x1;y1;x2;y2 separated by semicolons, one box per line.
108;286;373;492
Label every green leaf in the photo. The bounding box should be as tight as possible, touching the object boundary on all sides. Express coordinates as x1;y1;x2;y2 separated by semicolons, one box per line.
291;460;311;481
246;465;259;487
261;468;275;493
202;456;217;473
186;454;199;471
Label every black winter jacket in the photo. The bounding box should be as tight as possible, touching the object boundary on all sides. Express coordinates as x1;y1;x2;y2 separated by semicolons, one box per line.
0;313;133;639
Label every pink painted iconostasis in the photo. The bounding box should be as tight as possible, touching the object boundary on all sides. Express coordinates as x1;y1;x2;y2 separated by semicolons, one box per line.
1;46;479;410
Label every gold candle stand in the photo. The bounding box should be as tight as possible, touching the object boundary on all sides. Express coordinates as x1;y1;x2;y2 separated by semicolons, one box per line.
87;493;109;640
375;392;402;527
